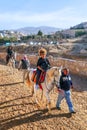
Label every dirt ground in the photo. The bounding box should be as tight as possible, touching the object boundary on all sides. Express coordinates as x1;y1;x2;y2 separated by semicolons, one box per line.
0;64;87;130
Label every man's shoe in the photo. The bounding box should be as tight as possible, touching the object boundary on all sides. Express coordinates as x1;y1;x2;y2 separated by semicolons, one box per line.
70;111;76;114
56;107;61;110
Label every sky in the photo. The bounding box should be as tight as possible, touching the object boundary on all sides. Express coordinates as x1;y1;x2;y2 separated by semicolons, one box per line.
0;0;87;30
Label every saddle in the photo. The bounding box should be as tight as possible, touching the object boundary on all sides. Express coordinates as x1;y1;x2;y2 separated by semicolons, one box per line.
31;70;46;89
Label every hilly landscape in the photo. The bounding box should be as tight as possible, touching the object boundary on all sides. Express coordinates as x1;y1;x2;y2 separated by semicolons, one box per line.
16;21;87;37
70;21;87;29
16;26;60;35
0;21;87;130
0;22;87;61
0;56;87;130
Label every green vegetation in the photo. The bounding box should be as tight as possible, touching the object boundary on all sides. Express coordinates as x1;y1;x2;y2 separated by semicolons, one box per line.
0;37;17;44
75;30;87;37
70;26;84;29
37;30;43;36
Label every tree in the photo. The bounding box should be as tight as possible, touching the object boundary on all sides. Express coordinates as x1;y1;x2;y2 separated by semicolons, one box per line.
37;30;43;36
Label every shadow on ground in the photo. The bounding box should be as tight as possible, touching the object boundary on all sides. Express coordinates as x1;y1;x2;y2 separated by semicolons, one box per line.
0;107;72;130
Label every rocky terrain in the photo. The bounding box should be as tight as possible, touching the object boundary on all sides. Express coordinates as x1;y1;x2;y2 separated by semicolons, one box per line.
0;42;87;61
0;63;87;130
0;43;87;130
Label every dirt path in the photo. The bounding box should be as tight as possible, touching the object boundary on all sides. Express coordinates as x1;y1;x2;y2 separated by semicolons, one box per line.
0;65;87;130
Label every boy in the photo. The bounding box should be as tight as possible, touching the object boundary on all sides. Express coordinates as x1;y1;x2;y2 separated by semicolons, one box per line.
6;46;14;64
18;55;30;82
35;48;51;89
56;68;76;114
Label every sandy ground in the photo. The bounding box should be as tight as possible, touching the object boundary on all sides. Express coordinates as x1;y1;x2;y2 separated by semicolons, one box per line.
0;64;87;130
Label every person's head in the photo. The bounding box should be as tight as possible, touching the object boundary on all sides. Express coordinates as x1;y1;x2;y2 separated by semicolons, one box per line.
38;48;47;58
62;68;69;75
9;45;12;49
23;55;27;60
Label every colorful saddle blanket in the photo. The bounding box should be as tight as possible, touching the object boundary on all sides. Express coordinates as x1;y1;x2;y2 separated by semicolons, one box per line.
31;70;46;83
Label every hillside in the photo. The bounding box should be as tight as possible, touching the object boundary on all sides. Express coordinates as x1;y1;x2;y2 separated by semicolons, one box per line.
71;21;87;29
55;21;87;40
16;26;60;34
0;64;87;130
0;43;87;61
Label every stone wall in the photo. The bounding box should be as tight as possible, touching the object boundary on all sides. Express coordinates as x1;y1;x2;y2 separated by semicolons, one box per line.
49;57;87;76
0;53;87;76
17;54;87;76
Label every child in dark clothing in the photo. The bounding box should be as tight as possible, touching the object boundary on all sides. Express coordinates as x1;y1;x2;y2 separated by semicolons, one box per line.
56;68;76;114
6;46;14;64
18;55;30;83
35;48;51;89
